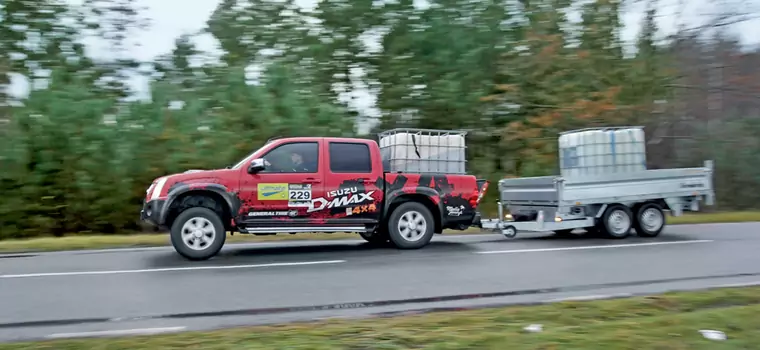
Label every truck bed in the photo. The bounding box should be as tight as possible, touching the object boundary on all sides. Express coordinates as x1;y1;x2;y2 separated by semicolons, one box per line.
498;161;714;207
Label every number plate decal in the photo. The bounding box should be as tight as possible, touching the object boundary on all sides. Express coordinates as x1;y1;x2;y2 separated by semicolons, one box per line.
288;184;312;207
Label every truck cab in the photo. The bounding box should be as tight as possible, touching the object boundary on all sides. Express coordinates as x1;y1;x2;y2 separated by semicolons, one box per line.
141;130;487;260
234;136;386;231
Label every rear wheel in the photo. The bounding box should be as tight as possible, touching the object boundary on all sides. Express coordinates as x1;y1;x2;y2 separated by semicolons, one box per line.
633;202;665;237
387;202;435;249
600;204;633;239
170;207;226;260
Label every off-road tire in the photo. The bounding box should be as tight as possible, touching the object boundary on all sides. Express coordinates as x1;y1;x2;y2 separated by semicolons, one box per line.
170;207;226;260
387;202;435;249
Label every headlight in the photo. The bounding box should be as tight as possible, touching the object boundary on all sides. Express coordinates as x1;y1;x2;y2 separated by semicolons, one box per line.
150;177;168;200
146;183;155;195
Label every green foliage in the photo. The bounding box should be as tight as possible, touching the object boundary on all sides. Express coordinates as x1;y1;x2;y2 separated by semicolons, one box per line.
0;61;354;238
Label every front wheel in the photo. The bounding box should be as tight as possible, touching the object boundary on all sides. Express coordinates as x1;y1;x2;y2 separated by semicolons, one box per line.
170;207;226;260
387;202;435;249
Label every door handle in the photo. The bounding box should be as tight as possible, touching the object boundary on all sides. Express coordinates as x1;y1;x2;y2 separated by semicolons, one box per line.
303;178;321;184
356;178;372;183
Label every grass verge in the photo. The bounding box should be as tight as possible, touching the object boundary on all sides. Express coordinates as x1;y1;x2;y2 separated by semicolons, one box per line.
1;210;759;254
668;211;760;225
4;286;760;349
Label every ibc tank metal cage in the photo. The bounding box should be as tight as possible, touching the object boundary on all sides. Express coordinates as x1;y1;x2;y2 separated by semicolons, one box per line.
558;126;647;175
557;126;646;135
377;128;468;175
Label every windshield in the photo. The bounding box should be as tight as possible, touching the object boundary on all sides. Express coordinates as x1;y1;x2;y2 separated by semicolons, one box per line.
231;144;266;170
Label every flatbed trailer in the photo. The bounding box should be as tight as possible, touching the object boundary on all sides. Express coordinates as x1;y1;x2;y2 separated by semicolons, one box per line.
478;160;715;239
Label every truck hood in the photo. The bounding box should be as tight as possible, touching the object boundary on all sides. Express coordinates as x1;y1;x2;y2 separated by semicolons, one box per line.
160;168;236;184
147;168;239;200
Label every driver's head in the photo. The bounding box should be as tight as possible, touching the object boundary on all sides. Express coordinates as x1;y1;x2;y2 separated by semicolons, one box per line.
290;152;303;165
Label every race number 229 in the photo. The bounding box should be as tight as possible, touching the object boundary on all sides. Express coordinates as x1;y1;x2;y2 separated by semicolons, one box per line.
289;189;311;200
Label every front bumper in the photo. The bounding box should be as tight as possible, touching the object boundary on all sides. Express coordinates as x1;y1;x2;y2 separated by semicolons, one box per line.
140;199;165;226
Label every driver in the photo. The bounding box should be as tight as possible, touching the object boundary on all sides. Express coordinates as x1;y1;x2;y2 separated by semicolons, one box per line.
287;151;310;172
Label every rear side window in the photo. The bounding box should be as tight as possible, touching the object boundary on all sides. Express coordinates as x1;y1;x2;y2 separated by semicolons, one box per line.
329;142;371;173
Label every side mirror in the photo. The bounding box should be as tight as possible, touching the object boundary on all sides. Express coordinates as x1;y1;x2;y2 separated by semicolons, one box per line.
248;158;266;174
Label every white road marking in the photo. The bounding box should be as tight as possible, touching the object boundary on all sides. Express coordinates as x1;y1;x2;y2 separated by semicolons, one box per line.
46;326;187;339
544;293;632;303
713;281;760;288
0;260;346;279
476;240;713;255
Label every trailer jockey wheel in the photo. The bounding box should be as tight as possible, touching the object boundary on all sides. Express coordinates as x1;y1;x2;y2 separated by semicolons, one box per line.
502;225;517;239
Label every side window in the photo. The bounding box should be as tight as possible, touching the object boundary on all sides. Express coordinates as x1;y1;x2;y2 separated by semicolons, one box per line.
261;142;319;173
329;142;372;173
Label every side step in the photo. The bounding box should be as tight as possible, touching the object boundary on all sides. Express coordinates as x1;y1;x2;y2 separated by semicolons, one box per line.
240;226;371;234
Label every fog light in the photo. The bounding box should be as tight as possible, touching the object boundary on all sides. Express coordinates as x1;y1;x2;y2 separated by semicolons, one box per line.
554;216;562;222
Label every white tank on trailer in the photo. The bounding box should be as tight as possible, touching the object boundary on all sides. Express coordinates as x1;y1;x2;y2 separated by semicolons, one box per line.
558;126;646;177
378;129;467;174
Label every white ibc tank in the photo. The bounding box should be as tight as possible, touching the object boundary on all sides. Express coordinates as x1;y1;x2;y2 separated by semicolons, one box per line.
379;131;466;174
559;127;646;177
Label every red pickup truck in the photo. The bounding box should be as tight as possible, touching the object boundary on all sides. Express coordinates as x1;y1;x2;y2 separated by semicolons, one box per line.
141;129;488;260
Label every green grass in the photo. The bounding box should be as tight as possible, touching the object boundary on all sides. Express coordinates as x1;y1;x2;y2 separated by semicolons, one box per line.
668;211;760;225
4;286;760;349
1;211;759;254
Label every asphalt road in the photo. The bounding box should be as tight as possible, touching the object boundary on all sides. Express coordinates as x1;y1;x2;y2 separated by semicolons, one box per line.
2;222;760;342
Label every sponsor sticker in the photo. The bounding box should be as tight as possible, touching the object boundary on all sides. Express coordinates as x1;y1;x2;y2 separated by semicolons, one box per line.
345;204;377;216
249;210;299;217
257;183;288;200
446;205;464;216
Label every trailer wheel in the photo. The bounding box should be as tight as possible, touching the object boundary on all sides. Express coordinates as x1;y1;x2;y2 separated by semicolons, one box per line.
601;204;633;239
387;202;435;249
633;203;665;237
170;207;226;260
